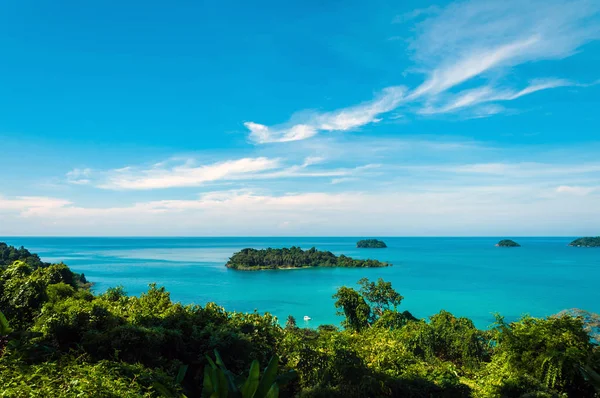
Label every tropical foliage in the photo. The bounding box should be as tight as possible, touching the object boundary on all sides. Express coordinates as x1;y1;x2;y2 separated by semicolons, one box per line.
202;350;295;398
496;239;521;247
1;242;599;397
226;247;389;270
1;242;46;268
569;237;600;247
356;239;387;248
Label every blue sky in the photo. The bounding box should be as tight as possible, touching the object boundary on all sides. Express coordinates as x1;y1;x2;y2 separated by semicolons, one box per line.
1;0;600;236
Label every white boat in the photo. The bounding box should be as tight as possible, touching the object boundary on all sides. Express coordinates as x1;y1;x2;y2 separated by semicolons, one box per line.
303;316;311;321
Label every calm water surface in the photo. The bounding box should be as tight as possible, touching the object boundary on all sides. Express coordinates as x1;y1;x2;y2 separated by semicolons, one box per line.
1;237;598;329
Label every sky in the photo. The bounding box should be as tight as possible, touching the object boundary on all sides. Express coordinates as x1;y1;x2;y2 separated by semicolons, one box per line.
1;0;600;236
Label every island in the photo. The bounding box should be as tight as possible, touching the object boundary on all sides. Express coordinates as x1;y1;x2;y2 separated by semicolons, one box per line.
568;237;600;247
225;246;390;270
356;239;387;248
496;239;521;247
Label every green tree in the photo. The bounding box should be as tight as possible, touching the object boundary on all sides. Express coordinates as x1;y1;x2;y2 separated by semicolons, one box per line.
488;314;597;396
333;287;371;332
285;315;297;330
358;277;403;316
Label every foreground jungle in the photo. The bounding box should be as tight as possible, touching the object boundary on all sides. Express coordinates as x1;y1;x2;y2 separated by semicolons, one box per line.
0;242;599;397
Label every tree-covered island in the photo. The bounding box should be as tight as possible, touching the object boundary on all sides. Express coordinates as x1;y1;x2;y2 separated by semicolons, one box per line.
569;237;600;247
495;239;521;247
356;239;387;248
225;246;390;270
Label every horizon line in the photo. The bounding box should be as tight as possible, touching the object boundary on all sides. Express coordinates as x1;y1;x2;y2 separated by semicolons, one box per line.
0;235;589;239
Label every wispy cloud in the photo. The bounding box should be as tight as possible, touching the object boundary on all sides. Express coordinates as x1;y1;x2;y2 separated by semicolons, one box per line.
410;0;600;71
407;0;599;107
0;196;72;214
100;157;282;190
5;185;600;236
244;0;599;143
66;168;92;185
330;177;357;185
410;36;542;99
392;5;440;24
419;79;573;114
556;185;598;196
245;86;406;143
405;162;600;178
79;155;378;190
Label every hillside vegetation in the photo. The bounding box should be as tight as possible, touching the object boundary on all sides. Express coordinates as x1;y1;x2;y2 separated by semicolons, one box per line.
226;246;389;270
496;239;521;247
356;239;387;248
570;237;600;247
1;242;599;397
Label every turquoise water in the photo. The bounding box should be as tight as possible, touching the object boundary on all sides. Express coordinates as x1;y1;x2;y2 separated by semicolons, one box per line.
1;237;598;329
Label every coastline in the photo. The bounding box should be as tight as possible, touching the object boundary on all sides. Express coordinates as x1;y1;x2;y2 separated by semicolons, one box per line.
2;236;597;330
227;265;315;271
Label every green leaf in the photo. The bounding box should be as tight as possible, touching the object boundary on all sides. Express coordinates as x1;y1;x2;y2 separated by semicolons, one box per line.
240;360;260;398
202;366;214;396
216;368;229;396
0;311;12;335
152;381;177;397
255;355;279;398
212;350;239;393
581;364;600;392
264;383;279;398
206;355;218;370
176;365;188;385
214;350;228;372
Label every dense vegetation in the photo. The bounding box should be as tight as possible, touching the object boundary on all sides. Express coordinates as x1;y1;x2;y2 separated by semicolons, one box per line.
225;247;389;270
496;239;521;247
1;242;600;397
0;243;89;288
356;239;387;248
569;237;600;247
1;242;48;268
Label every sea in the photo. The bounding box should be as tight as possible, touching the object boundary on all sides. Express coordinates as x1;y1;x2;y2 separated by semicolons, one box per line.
1;237;598;329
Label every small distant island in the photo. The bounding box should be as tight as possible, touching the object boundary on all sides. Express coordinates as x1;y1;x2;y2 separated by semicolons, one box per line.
496;239;521;247
356;239;387;248
569;237;600;247
226;246;390;270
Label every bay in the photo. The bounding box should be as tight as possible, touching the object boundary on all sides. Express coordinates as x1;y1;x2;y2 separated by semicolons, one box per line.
1;237;598;329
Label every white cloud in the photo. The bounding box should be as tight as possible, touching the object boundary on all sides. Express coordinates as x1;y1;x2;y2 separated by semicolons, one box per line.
0;196;72;215
245;122;318;144
78;154;377;190
410;0;600;70
410;36;542;98
419;79;573;114
392;5;440;24
66;168;92;185
301;157;325;167
245;86;406;143
465;104;506;119
556;185;597;195
4;185;600;236
245;162;380;181
100;157;281;190
243;0;599;143
452;163;600;177
330;177;357;184
407;0;600;109
508;79;574;100
410;162;600;176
